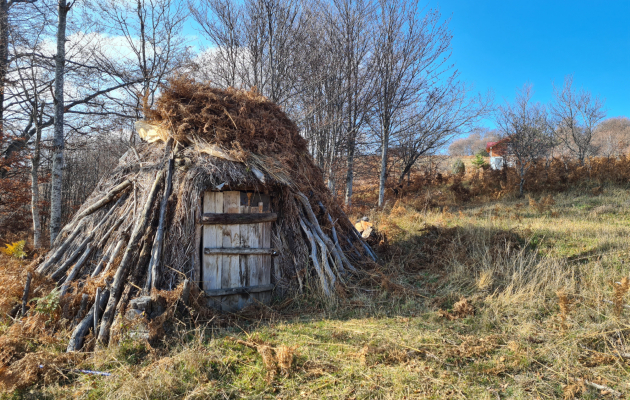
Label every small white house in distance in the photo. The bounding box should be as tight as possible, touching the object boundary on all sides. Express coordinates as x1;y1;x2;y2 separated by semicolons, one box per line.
486;139;509;170
490;155;504;170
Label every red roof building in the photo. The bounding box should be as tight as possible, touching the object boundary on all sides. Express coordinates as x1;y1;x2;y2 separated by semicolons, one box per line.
486;138;510;157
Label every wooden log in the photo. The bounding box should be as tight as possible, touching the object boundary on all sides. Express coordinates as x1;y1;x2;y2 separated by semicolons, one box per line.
146;157;174;293
350;227;377;261
95;202;129;249
137;229;157;294
346;237;363;259
67;289;109;352
19;272;32;317
296;194;344;278
59;244;94;296
99;232;128;277
67;180;132;229
50;196;122;280
302;217;338;284
325;211;356;273
200;213;277;225
203;247;277;255
36;219;86;274
205;284;274;297
91;240;115;278
72;294;89;328
98;169;164;345
94;288;101;339
298;217;331;297
317;201;356;271
50;236;90;281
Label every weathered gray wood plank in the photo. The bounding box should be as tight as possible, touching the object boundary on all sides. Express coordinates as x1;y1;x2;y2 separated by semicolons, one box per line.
202;192;221;299
222;191;241;311
201;213;277;224
205;284;274;297
259;220;272;304
204;247;277;255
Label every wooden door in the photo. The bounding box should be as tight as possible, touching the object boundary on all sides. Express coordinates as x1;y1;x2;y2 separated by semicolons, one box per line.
202;191;275;311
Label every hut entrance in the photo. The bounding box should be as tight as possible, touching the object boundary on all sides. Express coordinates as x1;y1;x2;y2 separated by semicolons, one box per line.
201;190;277;311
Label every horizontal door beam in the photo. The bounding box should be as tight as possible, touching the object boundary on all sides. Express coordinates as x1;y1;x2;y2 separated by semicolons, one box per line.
204;247;278;255
200;212;277;224
205;284;275;297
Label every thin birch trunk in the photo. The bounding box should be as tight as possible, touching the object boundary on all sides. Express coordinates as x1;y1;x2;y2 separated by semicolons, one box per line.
378;123;389;207
344;134;356;207
0;0;8;129
50;0;69;245
30;111;43;249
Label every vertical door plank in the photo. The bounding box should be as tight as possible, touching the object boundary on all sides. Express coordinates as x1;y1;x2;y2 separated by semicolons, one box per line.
202;192;218;290
203;192;222;309
238;221;251;309
221;191;241;311
213;192;224;309
246;221;260;304
259;220;272;304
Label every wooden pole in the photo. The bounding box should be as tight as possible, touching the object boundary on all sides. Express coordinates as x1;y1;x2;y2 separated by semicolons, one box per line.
298;217;331;296
97;169;164;345
19;272;32;317
59;244;94;296
67;289;109;352
36;219;86;274
49;195;124;280
145;157;174;293
67;180;131;229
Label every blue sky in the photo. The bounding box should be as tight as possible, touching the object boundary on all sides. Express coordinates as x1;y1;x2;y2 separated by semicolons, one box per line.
184;0;629;129
428;0;630;127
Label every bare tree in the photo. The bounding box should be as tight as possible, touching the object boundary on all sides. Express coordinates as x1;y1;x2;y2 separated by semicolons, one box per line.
392;81;492;184
13;39;50;248
496;84;553;197
372;0;452;206
323;0;375;206
190;0;243;88
95;0;190;116
193;0;303;106
0;0;40;131
550;75;606;165
593;117;630;158
49;0;72;244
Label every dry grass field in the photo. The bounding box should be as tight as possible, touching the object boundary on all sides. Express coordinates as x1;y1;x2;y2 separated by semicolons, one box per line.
2;166;630;399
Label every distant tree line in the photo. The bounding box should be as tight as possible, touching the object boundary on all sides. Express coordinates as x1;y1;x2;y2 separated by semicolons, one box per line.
450;77;622;197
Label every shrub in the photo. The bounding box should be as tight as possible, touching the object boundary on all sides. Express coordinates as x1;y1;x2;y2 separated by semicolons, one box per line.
451;159;465;175
471;153;489;170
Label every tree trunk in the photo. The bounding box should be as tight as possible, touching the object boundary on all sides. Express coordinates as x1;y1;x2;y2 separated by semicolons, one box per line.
326;157;335;193
50;0;69;245
20;272;32;317
0;0;8;132
31;116;42;249
344;135;356;207
398;161;414;185
378;125;389;207
519;177;525;198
